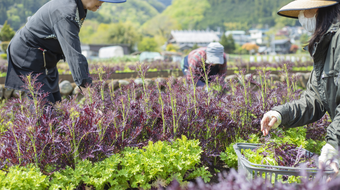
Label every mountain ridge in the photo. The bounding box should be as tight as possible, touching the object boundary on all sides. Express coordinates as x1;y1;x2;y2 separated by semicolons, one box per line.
1;0;296;31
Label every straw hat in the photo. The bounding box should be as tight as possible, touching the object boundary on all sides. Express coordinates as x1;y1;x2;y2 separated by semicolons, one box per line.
277;0;339;19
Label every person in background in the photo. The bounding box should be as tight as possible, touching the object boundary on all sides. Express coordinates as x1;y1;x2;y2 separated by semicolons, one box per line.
181;42;227;87
260;0;340;179
5;0;126;104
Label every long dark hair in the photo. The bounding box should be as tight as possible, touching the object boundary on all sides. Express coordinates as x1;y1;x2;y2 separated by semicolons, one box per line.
308;4;340;55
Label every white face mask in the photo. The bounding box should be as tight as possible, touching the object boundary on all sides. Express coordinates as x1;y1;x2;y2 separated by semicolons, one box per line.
298;10;317;33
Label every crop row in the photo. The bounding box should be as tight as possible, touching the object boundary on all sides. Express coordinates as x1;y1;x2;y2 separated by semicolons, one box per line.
0;66;295;166
0;63;330;189
0;58;314;77
0;136;212;189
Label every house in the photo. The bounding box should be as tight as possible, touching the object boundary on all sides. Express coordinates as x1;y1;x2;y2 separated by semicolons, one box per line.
272;39;292;54
258;46;271;55
81;44;130;59
249;29;269;45
167;30;220;52
225;30;250;45
276;26;304;41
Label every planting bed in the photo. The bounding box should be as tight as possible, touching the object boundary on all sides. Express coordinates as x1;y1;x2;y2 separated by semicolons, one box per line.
0;61;336;189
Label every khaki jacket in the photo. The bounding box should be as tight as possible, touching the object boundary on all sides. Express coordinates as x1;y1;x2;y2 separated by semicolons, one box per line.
272;21;340;148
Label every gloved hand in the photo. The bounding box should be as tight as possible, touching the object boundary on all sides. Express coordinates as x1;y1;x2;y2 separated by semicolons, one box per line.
319;143;339;181
260;110;282;136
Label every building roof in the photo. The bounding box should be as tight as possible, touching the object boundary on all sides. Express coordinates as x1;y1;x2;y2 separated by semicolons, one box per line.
169;30;220;44
273;39;291;45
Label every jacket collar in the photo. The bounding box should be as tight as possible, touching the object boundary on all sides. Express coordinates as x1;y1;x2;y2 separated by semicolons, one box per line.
325;19;340;34
76;0;87;19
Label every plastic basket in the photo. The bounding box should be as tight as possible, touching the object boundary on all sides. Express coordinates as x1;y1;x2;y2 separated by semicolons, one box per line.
233;143;334;182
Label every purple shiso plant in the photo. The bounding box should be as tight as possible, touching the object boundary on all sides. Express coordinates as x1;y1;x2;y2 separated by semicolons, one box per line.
0;62;323;174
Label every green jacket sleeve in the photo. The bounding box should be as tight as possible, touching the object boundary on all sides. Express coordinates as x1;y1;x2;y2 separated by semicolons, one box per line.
325;43;340;148
271;70;326;129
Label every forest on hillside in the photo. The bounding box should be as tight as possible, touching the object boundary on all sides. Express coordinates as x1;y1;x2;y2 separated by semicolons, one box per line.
0;0;49;30
0;0;168;30
159;0;296;30
1;0;296;31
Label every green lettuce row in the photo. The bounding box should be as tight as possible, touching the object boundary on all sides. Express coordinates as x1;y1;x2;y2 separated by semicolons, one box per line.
0;136;211;190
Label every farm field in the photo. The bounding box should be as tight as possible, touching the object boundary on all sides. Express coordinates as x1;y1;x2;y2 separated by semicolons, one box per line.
0;58;338;189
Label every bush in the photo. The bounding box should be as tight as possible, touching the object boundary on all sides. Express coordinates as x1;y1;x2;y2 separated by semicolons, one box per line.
0;53;7;60
138;37;159;52
0;42;9;54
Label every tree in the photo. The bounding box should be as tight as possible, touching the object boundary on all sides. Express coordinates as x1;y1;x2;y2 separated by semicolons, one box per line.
191;43;199;50
220;33;235;53
274;11;297;28
0;21;15;53
6;4;30;30
290;44;299;54
161;0;210;29
234;43;248;55
138;37;159;52
85;22;141;52
106;22;141;51
166;43;179;52
98;0;160;26
241;43;259;55
0;21;15;41
142;15;181;38
300;33;310;47
224;22;249;31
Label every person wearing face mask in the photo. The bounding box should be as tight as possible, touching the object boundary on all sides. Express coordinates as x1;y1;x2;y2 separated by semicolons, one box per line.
260;0;340;180
5;0;126;104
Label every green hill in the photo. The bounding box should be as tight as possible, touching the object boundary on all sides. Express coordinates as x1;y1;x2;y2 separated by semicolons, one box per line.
0;0;166;30
1;0;297;32
160;0;295;30
88;0;162;26
0;0;49;30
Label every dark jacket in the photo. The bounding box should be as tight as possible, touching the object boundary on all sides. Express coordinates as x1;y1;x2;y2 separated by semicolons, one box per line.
5;0;91;93
272;21;340;148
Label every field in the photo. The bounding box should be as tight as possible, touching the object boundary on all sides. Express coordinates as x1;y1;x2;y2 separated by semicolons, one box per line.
0;57;339;189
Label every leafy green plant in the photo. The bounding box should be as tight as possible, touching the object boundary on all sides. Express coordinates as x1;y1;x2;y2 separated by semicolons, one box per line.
0;165;49;190
117;135;208;189
220;134;259;168
49;154;123;190
49;136;208;190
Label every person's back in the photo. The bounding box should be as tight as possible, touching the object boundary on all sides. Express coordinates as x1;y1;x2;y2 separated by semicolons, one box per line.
5;0;125;104
25;0;84;39
181;42;227;87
